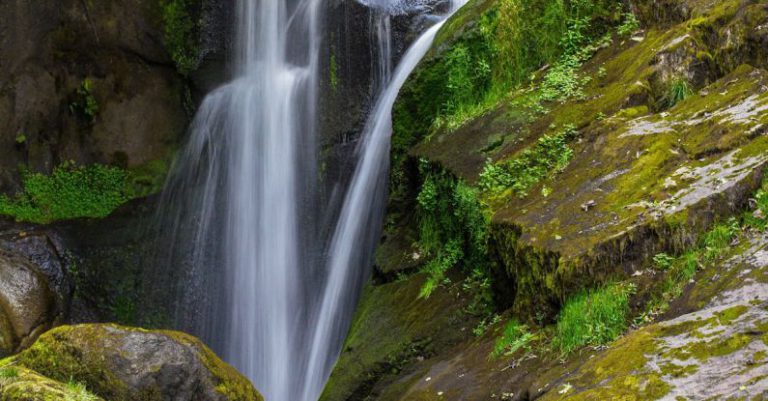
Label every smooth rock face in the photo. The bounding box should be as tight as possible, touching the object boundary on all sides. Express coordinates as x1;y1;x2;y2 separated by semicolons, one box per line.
13;324;264;401
0;250;60;357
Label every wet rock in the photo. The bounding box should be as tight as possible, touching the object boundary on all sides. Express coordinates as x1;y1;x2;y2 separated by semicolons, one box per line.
12;324;263;401
0;224;73;310
0;250;62;358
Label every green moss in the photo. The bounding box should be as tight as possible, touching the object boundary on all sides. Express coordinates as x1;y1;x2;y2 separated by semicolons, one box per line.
11;325;262;401
479;125;577;199
329;52;339;91
0;163;133;224
159;330;263;400
161;0;200;75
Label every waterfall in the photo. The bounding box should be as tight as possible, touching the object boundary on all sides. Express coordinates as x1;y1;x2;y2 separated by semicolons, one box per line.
154;1;466;400
300;1;468;399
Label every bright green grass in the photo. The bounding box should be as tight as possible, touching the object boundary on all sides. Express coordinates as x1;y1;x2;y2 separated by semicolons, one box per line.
553;282;635;354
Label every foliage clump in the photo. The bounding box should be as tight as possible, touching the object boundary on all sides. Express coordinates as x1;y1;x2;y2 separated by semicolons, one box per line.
658;77;693;110
70;79;99;123
162;0;200;75
491;319;533;358
553;282;635;354
479;125;577;197
0;163;131;224
415;161;489;299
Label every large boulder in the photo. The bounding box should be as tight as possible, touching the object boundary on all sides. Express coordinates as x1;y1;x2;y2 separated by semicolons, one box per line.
0;250;62;358
11;324;263;401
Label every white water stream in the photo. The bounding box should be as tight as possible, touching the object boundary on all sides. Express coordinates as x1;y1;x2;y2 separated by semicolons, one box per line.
158;1;466;400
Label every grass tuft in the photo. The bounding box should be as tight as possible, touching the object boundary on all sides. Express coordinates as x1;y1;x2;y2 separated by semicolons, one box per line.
553;282;635;354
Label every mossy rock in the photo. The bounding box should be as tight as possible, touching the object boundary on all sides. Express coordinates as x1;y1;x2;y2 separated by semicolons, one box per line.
0;365;104;401
10;324;262;401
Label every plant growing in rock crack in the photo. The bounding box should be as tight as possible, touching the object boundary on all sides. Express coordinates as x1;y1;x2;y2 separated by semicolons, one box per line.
70;79;99;122
415;161;489;300
553;282;636;354
658;77;693;110
64;380;99;401
491;319;534;358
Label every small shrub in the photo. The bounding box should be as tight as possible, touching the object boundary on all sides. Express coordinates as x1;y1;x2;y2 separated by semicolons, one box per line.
491;319;533;358
0;163;130;224
702;220;739;261
553;282;635;354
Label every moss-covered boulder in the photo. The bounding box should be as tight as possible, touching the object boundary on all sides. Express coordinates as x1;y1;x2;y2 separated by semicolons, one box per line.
8;324;263;401
0;365;104;401
0;250;62;358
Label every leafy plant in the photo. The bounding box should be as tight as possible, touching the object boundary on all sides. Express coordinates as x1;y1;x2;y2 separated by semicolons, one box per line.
416;161;489;298
491;319;534;358
0;163;131;224
0;367;18;379
479;125;578;197
652;253;674;270
70;79;99;122
162;0;200;75
553;282;635;354
617;12;640;36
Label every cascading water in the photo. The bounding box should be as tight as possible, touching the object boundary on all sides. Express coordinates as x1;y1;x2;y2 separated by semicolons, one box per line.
301;1;468;399
155;1;466;400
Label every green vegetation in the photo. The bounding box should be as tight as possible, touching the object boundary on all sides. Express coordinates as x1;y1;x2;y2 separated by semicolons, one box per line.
0;367;18;379
479;125;577;197
329;53;339;91
162;0;200;75
491;319;533;358
652;253;674;270
65;381;100;401
392;0;624;161
644;173;766;319
415;161;489;298
616;11;640;37
553;282;635;354
0;163;131;224
658;77;693;110
70;79;99;122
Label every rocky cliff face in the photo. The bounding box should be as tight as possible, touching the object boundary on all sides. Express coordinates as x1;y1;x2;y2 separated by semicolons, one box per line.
324;0;768;399
0;0;188;192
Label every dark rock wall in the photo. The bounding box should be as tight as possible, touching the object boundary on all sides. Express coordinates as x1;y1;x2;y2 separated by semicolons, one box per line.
0;0;191;192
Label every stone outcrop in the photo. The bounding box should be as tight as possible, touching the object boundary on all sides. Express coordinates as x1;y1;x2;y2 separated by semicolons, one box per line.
4;324;263;401
0;250;63;358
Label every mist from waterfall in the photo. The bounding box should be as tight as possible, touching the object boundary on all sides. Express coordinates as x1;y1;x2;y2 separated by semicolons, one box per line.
154;1;466;400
